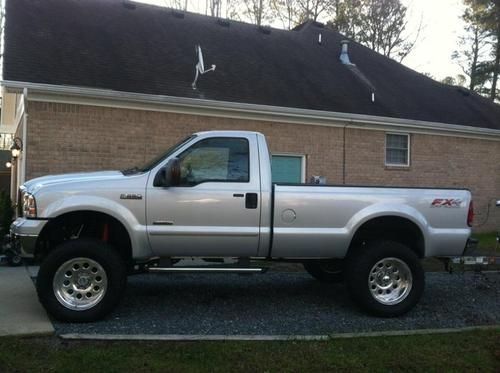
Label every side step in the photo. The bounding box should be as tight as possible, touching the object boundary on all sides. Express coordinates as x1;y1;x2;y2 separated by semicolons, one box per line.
147;267;267;274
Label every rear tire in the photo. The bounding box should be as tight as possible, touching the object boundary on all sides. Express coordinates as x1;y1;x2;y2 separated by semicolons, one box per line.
303;259;344;283
36;239;127;322
345;241;424;317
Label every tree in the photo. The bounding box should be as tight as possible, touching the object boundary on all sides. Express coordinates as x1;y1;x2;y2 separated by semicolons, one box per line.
208;0;222;17
239;0;263;25
296;0;331;22
457;0;500;101
452;5;492;91
165;0;188;11
481;0;500;101
0;191;13;235
238;0;288;25
441;74;467;86
270;0;300;29
270;0;331;29
328;0;420;62
329;0;362;38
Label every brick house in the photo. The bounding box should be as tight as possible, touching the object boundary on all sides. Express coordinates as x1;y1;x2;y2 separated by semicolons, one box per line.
1;0;499;231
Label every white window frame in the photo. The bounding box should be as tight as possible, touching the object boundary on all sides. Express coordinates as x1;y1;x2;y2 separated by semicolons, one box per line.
385;133;410;167
271;153;306;183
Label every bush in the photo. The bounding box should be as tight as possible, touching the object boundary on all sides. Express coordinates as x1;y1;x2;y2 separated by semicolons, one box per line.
0;191;14;236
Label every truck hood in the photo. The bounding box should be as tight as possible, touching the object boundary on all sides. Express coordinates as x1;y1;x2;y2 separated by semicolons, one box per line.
23;171;126;194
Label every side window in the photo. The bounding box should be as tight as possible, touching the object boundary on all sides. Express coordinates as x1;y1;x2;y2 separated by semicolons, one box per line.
177;137;249;186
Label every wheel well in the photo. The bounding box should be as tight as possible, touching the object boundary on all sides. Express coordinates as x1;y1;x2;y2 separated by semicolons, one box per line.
36;211;133;266
349;216;425;258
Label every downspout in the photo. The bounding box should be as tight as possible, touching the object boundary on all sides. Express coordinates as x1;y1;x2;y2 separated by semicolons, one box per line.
342;122;349;185
9;160;15;202
21;87;28;184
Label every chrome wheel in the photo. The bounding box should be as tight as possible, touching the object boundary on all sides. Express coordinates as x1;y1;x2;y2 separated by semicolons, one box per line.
53;257;108;311
368;257;412;305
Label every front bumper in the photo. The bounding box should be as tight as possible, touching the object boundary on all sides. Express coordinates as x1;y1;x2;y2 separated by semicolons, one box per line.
9;217;48;258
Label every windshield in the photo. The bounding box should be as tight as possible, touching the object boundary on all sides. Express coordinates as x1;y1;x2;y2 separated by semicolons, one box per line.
122;135;196;175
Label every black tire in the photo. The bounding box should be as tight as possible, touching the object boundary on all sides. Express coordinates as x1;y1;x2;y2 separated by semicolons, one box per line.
36;239;127;322
303;260;344;283
6;251;23;267
345;241;424;317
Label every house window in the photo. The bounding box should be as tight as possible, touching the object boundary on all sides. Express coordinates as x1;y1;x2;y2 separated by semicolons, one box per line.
385;133;410;167
271;154;305;183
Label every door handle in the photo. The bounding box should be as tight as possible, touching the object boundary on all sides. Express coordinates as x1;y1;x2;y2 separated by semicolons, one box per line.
245;193;258;209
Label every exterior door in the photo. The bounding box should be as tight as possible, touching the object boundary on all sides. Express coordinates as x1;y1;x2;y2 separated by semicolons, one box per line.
146;134;261;257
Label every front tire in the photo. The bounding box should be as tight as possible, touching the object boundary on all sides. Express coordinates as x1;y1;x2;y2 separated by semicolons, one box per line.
345;241;424;317
36;239;127;322
7;251;23;267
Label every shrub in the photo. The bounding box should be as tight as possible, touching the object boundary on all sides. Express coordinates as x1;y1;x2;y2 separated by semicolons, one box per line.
0;191;14;236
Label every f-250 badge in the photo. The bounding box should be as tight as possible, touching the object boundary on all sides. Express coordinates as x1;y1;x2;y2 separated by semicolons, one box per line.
431;198;462;207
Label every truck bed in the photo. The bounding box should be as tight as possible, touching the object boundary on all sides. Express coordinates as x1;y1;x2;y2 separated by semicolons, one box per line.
271;184;471;258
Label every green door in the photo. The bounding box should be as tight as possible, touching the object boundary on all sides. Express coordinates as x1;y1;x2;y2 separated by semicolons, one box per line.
271;155;303;183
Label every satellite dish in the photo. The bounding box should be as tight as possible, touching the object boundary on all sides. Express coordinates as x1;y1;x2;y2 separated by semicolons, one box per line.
192;45;216;90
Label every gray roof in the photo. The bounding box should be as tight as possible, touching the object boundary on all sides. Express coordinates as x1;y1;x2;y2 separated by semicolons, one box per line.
3;0;500;130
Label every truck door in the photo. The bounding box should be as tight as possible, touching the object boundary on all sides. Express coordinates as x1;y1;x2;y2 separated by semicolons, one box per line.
146;134;261;257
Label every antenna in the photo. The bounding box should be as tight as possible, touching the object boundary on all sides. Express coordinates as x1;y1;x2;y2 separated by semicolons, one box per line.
192;45;216;90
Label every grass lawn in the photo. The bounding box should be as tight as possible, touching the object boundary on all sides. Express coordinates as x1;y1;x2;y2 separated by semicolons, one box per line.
472;232;498;252
0;329;499;372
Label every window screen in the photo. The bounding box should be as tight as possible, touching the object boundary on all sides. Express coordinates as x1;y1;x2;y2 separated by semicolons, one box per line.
385;134;409;166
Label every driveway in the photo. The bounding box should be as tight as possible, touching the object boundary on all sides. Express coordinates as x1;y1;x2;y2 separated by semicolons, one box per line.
53;271;500;336
0;266;54;336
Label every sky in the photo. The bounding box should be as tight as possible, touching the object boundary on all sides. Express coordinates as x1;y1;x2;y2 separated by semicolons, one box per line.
136;0;467;81
401;0;465;79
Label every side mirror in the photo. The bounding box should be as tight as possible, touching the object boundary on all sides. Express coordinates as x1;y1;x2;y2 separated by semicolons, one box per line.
153;158;181;187
496;200;500;207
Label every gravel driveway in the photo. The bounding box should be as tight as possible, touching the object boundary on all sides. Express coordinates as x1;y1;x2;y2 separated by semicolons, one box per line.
52;270;500;336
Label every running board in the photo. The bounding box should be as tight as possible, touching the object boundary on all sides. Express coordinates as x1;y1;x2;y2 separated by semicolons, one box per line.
147;267;267;274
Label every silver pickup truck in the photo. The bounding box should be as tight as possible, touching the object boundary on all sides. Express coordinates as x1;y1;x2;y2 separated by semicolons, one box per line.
11;130;473;322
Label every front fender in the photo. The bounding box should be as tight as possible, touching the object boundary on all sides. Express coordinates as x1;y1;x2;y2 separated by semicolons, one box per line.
41;195;151;258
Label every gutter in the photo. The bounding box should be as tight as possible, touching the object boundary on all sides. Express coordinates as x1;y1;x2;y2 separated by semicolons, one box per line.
2;80;500;140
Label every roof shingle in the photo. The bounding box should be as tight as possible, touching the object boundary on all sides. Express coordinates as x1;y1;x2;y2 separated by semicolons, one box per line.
3;0;500;129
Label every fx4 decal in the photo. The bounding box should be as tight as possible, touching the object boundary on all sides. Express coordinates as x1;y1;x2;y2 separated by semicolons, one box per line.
431;198;463;208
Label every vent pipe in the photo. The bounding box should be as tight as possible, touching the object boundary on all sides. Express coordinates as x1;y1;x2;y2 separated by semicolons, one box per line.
339;40;376;103
340;40;353;65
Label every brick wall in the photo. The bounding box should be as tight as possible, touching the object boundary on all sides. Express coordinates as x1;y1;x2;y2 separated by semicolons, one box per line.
345;128;500;232
27;101;500;231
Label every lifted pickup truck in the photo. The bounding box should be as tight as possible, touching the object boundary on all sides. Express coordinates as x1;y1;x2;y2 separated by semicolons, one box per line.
11;131;474;322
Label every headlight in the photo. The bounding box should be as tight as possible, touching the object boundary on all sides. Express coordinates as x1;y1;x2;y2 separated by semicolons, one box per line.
23;193;37;218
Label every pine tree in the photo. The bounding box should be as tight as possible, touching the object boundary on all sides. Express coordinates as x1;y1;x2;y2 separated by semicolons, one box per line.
327;0;420;62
